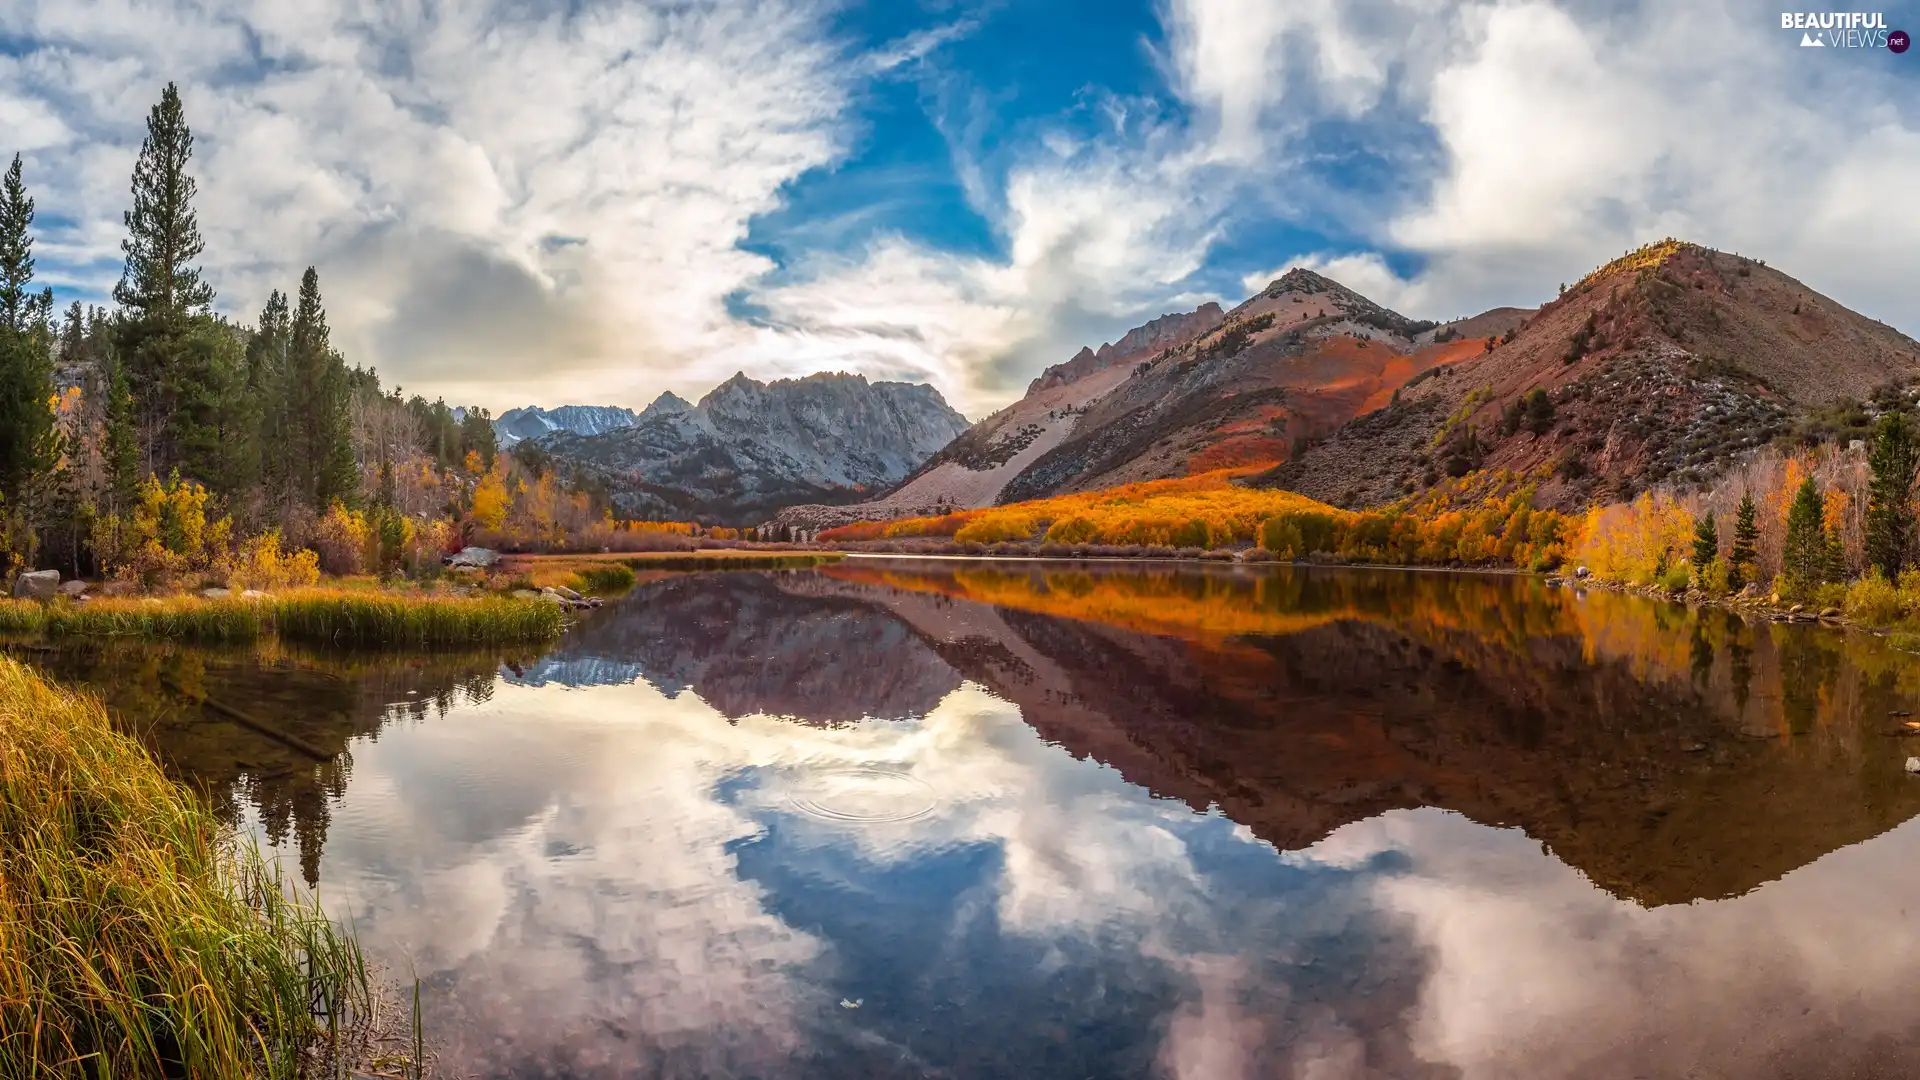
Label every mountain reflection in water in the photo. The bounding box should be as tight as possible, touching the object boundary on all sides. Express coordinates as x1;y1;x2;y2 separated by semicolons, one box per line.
24;562;1920;1079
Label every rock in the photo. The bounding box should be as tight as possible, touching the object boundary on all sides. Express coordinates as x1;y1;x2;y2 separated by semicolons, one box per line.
554;585;583;601
240;589;270;600
201;587;232;599
537;588;568;606
11;569;58;600
1906;757;1920;774
1819;607;1842;619
100;580;137;597
1788;603;1804;614
56;579;86;598
444;546;500;569
511;589;541;600
1573;566;1591;579
1771;592;1782;604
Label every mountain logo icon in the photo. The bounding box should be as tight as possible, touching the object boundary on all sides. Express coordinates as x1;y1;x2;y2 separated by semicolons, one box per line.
1801;31;1825;45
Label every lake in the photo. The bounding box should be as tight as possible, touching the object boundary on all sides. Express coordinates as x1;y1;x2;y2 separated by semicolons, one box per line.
25;560;1920;1079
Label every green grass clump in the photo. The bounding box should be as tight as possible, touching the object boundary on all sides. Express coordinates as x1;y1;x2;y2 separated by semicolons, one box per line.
0;657;372;1077
271;589;566;647
571;564;637;594
0;597;268;642
0;590;566;648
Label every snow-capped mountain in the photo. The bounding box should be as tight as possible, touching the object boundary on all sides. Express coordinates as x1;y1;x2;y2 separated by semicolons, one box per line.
493;404;640;447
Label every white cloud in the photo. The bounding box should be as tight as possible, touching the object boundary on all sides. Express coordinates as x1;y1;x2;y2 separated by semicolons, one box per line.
4;0;1917;419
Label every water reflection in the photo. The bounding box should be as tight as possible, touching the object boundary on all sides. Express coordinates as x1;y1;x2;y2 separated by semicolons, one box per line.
23;563;1920;1078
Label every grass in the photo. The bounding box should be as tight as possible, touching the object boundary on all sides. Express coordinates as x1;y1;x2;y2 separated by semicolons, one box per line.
269;589;566;647
0;588;567;647
570;564;637;594
0;657;375;1077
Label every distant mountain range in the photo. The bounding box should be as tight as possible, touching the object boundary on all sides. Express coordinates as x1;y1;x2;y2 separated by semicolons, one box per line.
772;241;1920;528
508;241;1920;529
505;372;969;523
494;404;640;447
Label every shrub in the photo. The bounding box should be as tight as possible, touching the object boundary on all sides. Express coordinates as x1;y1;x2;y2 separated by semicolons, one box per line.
1697;555;1731;597
1169;518;1214;549
1845;570;1904;624
1659;561;1692;592
1043;516;1099;545
953;514;1037;545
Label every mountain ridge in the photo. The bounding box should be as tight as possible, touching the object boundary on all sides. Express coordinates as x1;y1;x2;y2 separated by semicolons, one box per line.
529;370;970;524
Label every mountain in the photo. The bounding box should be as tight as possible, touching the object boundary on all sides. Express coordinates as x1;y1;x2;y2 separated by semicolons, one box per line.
494;404;639;447
530;372;970;524
776;269;1500;530
1260;241;1920;508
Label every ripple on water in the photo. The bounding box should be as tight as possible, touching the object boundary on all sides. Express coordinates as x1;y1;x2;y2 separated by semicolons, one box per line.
785;766;938;824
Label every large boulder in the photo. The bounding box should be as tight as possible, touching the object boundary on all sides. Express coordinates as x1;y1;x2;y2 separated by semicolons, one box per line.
11;570;58;600
444;547;500;569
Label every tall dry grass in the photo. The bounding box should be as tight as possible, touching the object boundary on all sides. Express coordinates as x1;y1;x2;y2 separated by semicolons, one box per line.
0;590;566;648
0;658;373;1077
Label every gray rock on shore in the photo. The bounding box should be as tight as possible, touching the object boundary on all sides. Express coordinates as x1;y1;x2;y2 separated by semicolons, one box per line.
11;570;58;600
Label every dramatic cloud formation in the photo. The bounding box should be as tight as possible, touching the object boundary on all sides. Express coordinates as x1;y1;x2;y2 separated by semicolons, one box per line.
3;0;1916;414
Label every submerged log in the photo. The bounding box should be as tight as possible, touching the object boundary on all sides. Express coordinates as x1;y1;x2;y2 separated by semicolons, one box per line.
158;675;333;761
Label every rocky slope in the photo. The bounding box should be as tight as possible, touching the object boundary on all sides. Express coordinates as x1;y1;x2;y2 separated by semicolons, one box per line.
532;372;969;523
1260;241;1920;508
494;404;640;447
776;270;1501;531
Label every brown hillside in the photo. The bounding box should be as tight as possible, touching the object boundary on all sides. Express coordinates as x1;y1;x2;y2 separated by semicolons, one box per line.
775;268;1463;528
1260;242;1920;508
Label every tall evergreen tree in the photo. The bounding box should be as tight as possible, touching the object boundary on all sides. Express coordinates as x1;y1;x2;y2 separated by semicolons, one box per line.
1729;491;1760;588
1691;512;1719;572
247;289;291;500
114;83;213;322
0;158;55;510
284;268;357;508
458;407;497;469
115;82;221;476
1865;410;1918;579
0;155;34;332
1782;477;1828;587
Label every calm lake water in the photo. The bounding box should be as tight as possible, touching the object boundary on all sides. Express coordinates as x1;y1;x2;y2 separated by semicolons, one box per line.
26;561;1920;1079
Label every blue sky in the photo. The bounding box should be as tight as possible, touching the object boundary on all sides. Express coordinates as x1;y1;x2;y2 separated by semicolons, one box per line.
2;0;1918;415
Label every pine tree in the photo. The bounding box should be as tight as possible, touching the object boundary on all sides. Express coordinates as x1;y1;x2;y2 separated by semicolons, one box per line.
1782;477;1828;587
0;155;35;332
0;157;55;510
103;360;141;511
114;82;225;480
113;83;213;323
284;268;357;508
458;407;497;469
1865;410;1917;578
1691;512;1718;571
316;354;358;508
247;290;291;500
1729;490;1759;588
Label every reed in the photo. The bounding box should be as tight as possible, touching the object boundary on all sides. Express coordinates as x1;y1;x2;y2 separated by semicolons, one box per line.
0;657;372;1077
270;589;566;647
0;590;565;648
0;597;269;642
571;564;637;594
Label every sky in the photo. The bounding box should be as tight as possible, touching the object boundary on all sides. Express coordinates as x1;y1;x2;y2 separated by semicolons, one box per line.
2;0;1917;418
